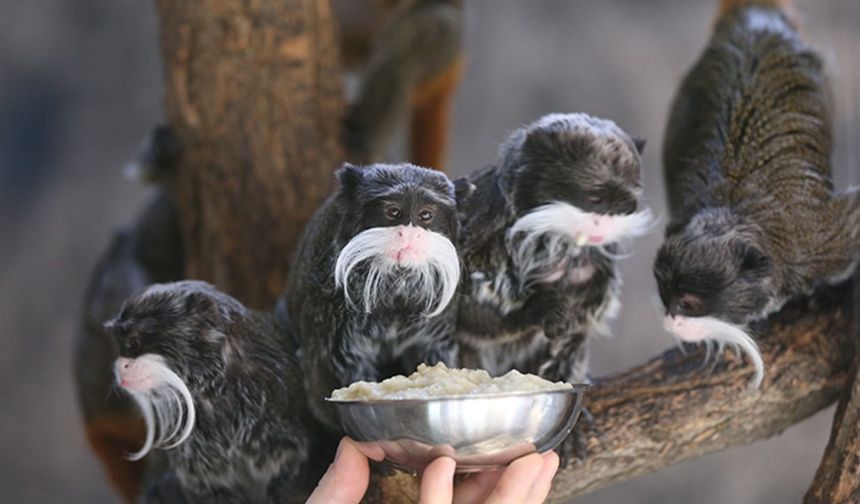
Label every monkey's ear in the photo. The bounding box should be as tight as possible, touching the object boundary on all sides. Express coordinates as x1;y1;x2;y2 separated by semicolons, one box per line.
633;137;647;155
453;177;476;205
664;217;687;237
336;163;364;193
522;128;557;157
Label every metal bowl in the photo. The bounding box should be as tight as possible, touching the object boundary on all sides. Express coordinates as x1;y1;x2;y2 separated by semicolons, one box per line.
329;386;588;473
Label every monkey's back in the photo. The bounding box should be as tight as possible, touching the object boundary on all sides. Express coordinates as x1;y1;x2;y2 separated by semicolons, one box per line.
166;310;317;503
663;5;833;224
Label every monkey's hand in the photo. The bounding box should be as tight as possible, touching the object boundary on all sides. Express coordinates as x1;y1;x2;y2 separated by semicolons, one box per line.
555;406;596;468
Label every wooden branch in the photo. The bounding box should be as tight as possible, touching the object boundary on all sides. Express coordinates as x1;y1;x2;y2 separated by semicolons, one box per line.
804;362;860;503
154;0;343;308
805;278;860;503
374;283;857;502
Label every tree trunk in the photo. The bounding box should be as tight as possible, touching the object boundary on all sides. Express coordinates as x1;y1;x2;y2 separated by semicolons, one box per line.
154;0;343;309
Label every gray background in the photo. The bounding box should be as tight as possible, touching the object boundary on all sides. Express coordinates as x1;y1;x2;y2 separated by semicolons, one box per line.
1;0;858;502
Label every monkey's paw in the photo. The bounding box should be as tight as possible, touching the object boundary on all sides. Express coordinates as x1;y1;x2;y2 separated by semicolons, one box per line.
554;407;597;468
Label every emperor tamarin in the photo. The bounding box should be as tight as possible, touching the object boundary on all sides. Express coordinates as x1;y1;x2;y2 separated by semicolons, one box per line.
76;126;184;501
455;114;650;461
108;281;317;503
284;163;464;429
655;0;860;388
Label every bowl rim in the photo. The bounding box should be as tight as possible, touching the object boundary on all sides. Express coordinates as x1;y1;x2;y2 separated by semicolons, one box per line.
325;383;591;405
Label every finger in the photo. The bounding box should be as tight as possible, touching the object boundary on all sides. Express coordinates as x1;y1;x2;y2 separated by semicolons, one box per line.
351;439;386;461
452;469;504;504
306;438;370;504
419;457;456;504
525;452;560;504
483;453;545;504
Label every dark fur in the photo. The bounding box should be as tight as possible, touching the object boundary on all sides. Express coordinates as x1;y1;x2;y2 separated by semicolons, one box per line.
77;192;184;422
343;0;463;163
456;115;644;381
655;3;860;326
455;115;645;462
110;282;317;504
75;127;185;500
283;163;461;429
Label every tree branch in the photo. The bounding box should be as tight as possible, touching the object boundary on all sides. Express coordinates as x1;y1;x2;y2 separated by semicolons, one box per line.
805;277;860;504
373;282;856;502
804;362;860;503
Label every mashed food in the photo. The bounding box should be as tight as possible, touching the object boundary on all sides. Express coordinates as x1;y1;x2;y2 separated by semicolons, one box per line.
330;362;573;400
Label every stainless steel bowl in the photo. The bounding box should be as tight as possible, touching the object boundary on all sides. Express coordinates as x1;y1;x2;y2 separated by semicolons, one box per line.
329;386;588;473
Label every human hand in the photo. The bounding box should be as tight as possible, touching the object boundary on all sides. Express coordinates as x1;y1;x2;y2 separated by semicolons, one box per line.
306;437;560;504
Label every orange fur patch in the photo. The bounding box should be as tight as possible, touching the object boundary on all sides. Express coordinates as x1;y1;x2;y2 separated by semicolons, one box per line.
409;55;465;171
84;414;148;502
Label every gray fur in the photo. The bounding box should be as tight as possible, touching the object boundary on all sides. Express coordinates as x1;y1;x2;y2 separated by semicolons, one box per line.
655;5;860;332
282;163;461;430
455;113;646;463
109;281;318;504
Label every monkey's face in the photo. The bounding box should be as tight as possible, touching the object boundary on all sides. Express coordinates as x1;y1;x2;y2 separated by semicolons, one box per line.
334;163;461;316
654;212;776;326
108;282;233;381
106;281;243;459
504;114;645;220
653;213;773;388
501;115;652;284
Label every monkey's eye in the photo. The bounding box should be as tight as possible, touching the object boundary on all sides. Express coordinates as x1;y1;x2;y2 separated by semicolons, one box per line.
126;336;142;355
385;206;402;221
678;293;704;314
418;208;434;223
587;195;602;205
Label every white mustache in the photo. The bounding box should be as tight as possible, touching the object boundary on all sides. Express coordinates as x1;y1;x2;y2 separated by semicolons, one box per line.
506;201;653;286
334;225;460;317
115;354;196;460
663;315;764;389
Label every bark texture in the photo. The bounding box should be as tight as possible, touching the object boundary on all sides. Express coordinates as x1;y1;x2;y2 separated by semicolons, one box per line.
154;0;344;309
805;277;860;504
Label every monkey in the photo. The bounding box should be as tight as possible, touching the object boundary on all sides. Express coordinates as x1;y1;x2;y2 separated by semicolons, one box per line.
454;113;651;462
340;0;464;170
654;0;860;388
108;281;318;504
75;126;184;501
284;162;464;430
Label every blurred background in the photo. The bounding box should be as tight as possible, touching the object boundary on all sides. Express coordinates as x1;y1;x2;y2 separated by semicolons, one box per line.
1;0;857;502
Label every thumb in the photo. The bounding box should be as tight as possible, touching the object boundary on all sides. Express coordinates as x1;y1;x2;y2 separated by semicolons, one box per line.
306;438;371;504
